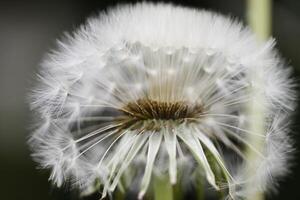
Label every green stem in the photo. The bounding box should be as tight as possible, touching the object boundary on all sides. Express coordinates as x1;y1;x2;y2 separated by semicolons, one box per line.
172;180;183;200
154;175;173;200
196;175;204;200
114;188;125;200
247;0;272;41
245;1;272;200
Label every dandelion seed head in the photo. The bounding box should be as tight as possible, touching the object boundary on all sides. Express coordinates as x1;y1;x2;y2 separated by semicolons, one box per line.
28;2;296;199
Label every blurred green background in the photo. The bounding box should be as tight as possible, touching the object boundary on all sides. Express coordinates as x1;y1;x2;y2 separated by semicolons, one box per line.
0;0;299;199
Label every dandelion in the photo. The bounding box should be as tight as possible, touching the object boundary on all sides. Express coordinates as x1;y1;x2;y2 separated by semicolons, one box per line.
28;3;296;199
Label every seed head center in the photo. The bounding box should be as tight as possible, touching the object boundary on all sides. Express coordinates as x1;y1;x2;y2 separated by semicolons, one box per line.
118;99;204;131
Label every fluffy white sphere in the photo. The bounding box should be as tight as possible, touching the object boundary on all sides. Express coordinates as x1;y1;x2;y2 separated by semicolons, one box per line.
29;3;296;199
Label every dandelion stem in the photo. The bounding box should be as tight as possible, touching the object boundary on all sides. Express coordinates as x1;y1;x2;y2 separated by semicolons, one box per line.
245;0;272;200
247;0;272;41
172;181;183;200
196;175;204;200
115;188;125;200
154;175;173;200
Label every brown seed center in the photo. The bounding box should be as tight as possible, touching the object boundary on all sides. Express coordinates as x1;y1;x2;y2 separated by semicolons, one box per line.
117;99;204;131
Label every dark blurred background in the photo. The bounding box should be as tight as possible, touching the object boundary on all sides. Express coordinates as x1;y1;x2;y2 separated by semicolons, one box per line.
0;0;299;199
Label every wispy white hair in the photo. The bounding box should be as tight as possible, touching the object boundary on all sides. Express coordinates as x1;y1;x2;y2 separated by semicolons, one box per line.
28;2;296;199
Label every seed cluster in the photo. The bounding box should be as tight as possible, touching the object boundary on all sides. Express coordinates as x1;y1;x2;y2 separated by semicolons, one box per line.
117;99;204;131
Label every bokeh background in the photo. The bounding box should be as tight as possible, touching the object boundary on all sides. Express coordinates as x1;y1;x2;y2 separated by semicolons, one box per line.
1;0;299;199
